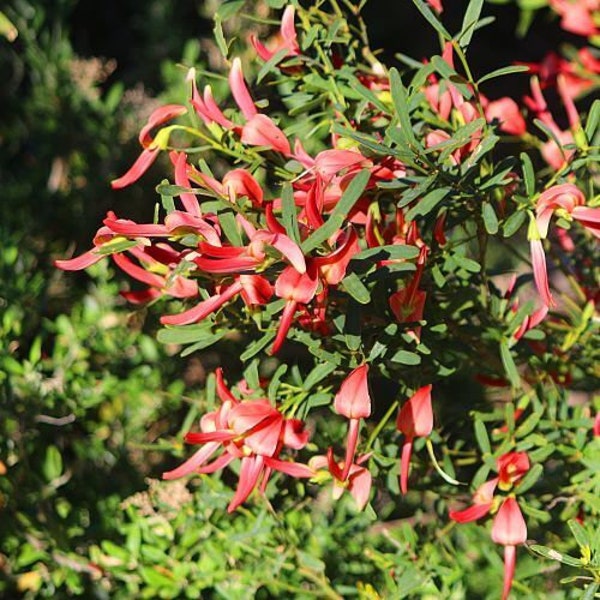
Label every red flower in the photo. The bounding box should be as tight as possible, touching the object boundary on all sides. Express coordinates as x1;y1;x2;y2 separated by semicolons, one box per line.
491;497;528;600
333;364;371;481
112;104;187;189
250;5;301;62
310;451;373;510
163;368;312;512
396;384;433;494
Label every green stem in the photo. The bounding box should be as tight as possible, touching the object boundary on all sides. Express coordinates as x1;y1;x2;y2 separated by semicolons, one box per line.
365;400;399;451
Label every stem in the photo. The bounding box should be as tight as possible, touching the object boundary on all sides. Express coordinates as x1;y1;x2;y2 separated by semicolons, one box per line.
365;400;399;451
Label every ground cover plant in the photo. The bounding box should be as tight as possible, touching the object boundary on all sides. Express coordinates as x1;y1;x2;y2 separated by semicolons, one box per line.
2;0;600;598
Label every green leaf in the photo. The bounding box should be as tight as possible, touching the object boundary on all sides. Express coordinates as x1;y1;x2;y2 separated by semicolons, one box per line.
180;331;226;356
534;118;570;159
459;0;484;48
281;183;301;245
140;566;177;588
389;68;418;149
303;362;336;391
268;364;288;399
482;202;499;234
474;419;491;454
500;339;520;388
240;331;276;361
390;350;421;365
584;99;600;141
213;16;229;59
216;0;245;20
503;210;526;237
520;152;535;197
430;56;473;99
43;445;63;481
157;324;215;346
159;179;176;213
218;210;242;246
341;272;371;304
301;170;370;252
515;463;542;493
477;65;530;85
96;236;139;255
405;187;451;220
529;545;583;567
352;244;420;262
568;519;591;550
257;47;289;83
411;0;452;39
582;582;600;600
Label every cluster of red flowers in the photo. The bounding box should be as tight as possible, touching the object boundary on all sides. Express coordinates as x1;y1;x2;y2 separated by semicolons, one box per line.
55;3;600;597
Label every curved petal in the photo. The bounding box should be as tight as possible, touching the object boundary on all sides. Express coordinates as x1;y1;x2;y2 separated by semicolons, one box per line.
55;249;104;271
448;501;493;523
111;147;160;190
162;441;221;480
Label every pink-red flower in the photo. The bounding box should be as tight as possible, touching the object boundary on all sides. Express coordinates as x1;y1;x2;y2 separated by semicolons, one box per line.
250;5;301;62
334;364;371;481
163;368;312;512
310;451;372;510
112;104;187;189
549;0;600;37
396;384;433;494
450;453;530;599
491;497;528;600
529;183;600;306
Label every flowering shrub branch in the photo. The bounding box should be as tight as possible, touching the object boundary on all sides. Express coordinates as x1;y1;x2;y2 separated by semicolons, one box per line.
55;0;600;596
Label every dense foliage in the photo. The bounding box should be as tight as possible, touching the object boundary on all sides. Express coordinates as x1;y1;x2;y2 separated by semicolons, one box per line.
2;1;600;598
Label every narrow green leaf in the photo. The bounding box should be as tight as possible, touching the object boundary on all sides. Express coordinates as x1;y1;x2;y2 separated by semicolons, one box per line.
268;364;288;399
515;463;543;493
96;237;139;255
213;16;228;59
584;99;600;141
482;202;499;234
160;178;176;213
430;56;473;99
459;0;484;48
389;68;418;148
500;339;520;388
352;244;419;262
281;183;301;245
180;331;227;356
158;324;214;346
218;210;242;246
520;152;535;196
301;170;370;252
302;362;336;391
582;582;599;600
477;65;530;85
405;187;450;220
474;419;491;454
216;0;245;19
568;519;591;550
411;0;452;39
341;272;371;304
534;118;570;159
257;47;289;83
529;545;583;567
240;331;276;361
